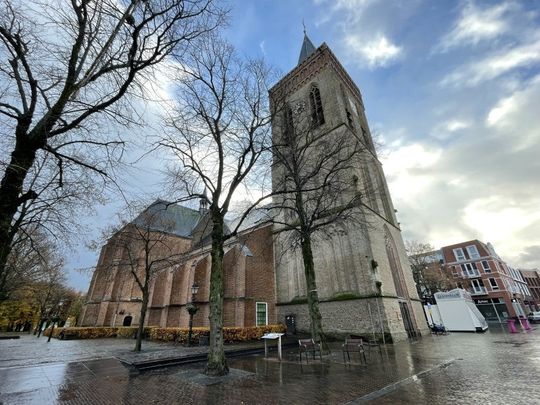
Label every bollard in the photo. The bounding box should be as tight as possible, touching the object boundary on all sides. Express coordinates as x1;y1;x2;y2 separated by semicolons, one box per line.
507;319;518;333
521;318;532;331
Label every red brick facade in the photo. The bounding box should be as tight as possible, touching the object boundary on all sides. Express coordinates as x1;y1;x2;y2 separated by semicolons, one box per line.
441;240;533;319
80;218;277;329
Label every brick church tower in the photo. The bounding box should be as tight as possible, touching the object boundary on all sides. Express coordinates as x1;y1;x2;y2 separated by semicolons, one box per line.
269;34;428;341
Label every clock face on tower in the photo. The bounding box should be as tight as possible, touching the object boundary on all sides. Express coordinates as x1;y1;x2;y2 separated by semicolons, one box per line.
293;101;306;115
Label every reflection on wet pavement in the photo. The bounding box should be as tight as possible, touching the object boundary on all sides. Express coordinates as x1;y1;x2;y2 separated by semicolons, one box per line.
1;325;540;404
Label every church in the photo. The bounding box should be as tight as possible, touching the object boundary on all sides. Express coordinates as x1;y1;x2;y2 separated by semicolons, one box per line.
80;35;428;342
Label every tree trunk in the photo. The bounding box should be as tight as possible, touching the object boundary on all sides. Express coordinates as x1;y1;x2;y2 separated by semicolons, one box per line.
205;209;228;376
300;233;328;353
134;287;149;352
0;137;39;300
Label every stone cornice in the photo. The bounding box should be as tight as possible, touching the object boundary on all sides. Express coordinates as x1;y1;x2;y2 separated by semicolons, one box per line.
270;43;363;107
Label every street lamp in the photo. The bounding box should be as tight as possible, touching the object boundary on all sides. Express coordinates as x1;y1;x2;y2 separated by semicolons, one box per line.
186;282;199;346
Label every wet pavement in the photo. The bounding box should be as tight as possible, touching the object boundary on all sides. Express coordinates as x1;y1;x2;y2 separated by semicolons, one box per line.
1;325;539;404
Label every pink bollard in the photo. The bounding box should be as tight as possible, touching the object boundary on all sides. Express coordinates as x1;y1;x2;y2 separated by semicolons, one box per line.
507;319;518;333
521;318;532;331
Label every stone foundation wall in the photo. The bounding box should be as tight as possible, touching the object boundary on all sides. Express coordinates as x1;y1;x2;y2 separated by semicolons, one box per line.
277;298;387;337
277;296;429;342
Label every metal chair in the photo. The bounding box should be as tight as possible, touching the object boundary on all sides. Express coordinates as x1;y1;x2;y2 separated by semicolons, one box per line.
298;338;322;363
342;338;367;364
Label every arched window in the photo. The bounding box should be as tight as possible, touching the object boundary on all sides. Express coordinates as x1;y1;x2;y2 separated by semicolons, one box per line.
284;105;295;140
309;85;325;127
340;84;354;130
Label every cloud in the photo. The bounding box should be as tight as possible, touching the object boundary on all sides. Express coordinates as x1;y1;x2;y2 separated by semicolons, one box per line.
463;197;540;247
485;74;540;150
438;1;512;51
440;36;540;87
517;246;540;269
384;74;540;268
314;0;407;69
486;95;517;127
431;119;471;140
345;35;402;68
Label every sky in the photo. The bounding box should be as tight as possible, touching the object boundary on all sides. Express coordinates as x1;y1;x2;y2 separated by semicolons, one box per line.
66;0;540;291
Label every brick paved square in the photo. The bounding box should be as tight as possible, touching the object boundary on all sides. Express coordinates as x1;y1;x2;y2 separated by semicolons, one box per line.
1;325;540;404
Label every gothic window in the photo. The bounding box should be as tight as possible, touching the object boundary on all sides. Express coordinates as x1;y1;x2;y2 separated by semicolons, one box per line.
309;85;325;127
362;166;379;213
340;84;354;130
361;126;371;148
346;109;354;128
385;229;407;299
284;105;295;140
376;167;394;224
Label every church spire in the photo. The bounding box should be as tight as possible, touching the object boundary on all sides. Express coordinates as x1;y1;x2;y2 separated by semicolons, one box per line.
298;23;316;65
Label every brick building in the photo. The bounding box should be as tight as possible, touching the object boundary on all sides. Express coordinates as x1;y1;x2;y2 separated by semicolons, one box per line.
441;240;532;321
81;35;428;342
81;201;277;329
519;269;540;310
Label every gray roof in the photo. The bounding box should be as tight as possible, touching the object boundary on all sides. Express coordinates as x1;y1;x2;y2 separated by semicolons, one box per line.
132;200;202;238
229;204;275;232
298;33;316;65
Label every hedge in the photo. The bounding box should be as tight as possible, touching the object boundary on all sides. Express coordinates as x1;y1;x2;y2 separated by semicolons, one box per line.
44;324;285;343
43;326;142;340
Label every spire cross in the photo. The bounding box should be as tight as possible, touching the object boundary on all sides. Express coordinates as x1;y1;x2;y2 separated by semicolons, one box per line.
302;19;306;35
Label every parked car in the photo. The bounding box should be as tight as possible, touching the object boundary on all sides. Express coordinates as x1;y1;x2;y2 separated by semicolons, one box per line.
527;311;540;323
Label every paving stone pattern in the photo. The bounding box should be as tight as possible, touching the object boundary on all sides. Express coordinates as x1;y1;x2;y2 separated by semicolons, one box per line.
1;325;540;404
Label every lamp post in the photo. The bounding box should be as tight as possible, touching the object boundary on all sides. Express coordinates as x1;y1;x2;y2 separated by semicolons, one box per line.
186;283;199;346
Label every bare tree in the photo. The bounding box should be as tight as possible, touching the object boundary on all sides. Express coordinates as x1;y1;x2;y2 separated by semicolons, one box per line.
0;226;67;302
30;249;66;337
160;35;274;376
269;89;369;351
0;151;100;301
0;0;223;302
0;250;80;334
99;201;185;351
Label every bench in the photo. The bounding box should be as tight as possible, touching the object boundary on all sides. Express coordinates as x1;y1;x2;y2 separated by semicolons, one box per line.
350;335;383;358
298;338;322;363
342;338;366;364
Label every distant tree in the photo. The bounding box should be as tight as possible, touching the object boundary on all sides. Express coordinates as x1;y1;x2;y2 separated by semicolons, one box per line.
1;227;69;303
161;34;274;375
0;0;223;304
269;89;367;351
1;230;45;302
406;240;456;300
0;287;35;331
31;253;66;337
62;289;85;327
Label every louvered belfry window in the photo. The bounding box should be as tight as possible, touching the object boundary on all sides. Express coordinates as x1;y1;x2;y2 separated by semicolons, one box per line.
309;85;325;127
284;105;295;140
